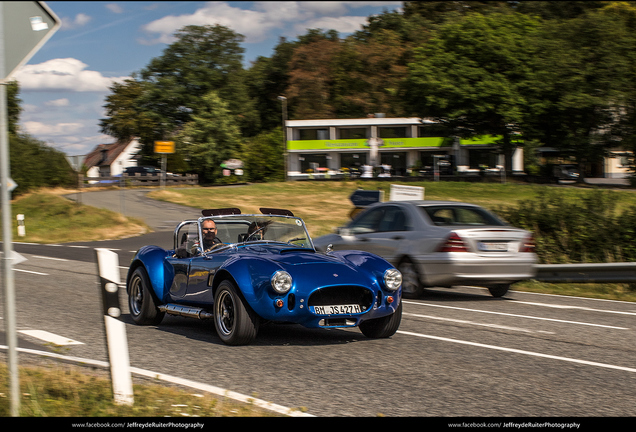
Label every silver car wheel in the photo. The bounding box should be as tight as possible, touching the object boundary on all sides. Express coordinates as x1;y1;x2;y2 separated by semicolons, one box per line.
213;280;259;345
398;260;423;298
215;289;235;337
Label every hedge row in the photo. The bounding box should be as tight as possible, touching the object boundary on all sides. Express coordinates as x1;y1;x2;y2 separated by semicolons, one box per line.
495;189;636;264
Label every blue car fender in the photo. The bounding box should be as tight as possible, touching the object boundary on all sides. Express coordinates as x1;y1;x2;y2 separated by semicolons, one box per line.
331;250;401;287
128;245;172;303
214;256;283;307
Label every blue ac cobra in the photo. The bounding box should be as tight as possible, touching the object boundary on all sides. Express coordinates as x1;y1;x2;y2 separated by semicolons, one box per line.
126;208;403;345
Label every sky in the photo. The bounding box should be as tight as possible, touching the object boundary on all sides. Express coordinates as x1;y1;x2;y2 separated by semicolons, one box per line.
10;1;403;158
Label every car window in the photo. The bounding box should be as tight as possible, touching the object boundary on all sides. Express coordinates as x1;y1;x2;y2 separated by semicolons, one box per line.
349;208;385;233
421;206;505;226
377;206;407;232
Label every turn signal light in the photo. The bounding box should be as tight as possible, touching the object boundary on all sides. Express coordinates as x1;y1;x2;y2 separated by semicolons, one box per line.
386;296;394;304
275;299;284;308
438;232;469;252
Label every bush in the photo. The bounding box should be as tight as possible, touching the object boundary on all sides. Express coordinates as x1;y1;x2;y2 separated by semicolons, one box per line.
495;189;636;263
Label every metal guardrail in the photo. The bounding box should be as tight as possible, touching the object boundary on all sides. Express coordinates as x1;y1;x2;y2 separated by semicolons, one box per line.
534;263;636;283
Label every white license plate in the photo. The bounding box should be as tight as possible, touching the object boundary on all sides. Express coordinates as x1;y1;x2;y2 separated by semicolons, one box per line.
313;304;362;315
478;242;508;252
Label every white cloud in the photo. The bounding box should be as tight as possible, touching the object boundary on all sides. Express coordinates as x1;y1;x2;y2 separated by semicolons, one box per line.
295;16;371;34
45;98;70;107
138;1;401;45
22;121;84;137
61;13;92;30
14;58;129;92
106;3;124;14
140;2;278;44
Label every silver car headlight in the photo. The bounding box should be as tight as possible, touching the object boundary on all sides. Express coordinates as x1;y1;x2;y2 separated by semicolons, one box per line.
384;268;402;291
271;270;293;294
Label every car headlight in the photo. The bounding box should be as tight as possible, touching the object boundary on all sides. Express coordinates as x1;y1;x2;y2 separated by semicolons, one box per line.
384;269;402;291
271;270;293;294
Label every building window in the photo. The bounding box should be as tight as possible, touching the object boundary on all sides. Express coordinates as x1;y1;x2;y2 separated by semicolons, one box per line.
380;152;407;176
298;129;329;140
378;127;408;139
418;124;450;137
299;154;327;172
340;153;368;169
338;128;368;139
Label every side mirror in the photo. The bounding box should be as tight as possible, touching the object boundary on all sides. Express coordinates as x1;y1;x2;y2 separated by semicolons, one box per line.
338;227;351;236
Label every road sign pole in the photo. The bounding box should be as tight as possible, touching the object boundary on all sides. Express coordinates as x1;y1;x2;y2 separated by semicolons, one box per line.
0;2;61;416
0;2;19;416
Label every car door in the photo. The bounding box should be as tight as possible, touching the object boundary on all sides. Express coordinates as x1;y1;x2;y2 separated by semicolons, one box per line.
342;205;409;262
166;221;199;300
184;252;229;304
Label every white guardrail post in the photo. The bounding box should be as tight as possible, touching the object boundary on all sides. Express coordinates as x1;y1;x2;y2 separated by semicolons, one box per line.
95;248;134;405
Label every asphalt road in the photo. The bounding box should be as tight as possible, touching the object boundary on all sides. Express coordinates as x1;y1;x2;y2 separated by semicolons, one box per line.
2;189;636;418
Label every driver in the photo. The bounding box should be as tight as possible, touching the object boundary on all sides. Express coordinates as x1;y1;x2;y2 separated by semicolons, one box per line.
201;219;222;251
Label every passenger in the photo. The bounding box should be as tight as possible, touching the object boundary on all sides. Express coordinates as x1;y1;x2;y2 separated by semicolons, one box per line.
246;221;265;241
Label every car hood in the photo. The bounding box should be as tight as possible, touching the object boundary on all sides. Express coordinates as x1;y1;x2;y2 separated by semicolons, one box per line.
239;245;379;286
241;244;349;265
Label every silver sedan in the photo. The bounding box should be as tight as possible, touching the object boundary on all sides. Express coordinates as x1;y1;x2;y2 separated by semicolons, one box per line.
313;200;537;298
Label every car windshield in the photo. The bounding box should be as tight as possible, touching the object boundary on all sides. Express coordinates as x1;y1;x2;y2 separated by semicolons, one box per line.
205;214;313;249
420;205;506;226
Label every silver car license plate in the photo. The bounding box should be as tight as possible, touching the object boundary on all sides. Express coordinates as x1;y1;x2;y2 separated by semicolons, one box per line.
313;304;362;315
478;241;508;252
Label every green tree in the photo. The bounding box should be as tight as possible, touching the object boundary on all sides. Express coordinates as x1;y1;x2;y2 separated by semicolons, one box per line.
139;24;258;137
522;6;635;176
6;80;22;135
100;25;258;168
174;91;241;184
286;30;342;119
241;128;284;182
9;133;74;195
406;12;542;173
245;37;296;131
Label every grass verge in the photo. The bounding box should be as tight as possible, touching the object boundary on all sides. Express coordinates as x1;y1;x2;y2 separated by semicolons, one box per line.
3;189;149;243
0;361;282;417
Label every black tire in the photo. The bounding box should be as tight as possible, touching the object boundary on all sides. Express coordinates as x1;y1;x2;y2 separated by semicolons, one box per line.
359;301;403;339
398;259;423;299
128;266;165;325
487;283;510;298
213;280;259;345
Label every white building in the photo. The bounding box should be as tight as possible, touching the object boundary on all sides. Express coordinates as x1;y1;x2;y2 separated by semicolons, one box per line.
284;117;524;178
83;138;141;178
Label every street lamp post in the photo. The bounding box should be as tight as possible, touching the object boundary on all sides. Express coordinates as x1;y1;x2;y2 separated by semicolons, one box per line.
277;96;288;181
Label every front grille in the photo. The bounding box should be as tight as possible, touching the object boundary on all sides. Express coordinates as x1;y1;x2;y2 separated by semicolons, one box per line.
308;286;374;309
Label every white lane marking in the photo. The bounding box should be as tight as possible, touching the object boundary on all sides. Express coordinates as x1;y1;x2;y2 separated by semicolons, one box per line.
68;245;89;249
397;330;636;374
403;301;629;330
14;268;48;275
509;300;636;316
0;345;313;417
31;255;68;261
404;312;555;334
18;330;83;346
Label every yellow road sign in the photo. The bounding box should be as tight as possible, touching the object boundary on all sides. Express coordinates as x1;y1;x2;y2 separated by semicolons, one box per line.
154;141;175;153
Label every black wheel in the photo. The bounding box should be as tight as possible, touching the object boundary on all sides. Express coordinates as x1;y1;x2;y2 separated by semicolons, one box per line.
487;283;510;298
128;266;164;325
213;280;259;345
398;259;423;299
359;301;403;339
